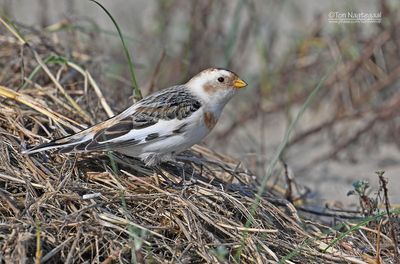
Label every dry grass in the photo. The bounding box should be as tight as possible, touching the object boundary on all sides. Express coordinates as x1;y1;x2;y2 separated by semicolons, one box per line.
0;15;399;264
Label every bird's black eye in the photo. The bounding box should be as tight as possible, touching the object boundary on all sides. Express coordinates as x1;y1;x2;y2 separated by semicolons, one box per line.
218;77;224;83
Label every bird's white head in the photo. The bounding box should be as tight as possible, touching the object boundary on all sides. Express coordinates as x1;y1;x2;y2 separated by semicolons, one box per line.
186;68;247;110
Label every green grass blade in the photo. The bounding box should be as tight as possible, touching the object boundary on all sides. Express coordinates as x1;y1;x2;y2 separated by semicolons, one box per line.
323;208;400;252
279;208;400;263
234;63;337;262
0;15;27;44
20;55;68;90
89;0;142;100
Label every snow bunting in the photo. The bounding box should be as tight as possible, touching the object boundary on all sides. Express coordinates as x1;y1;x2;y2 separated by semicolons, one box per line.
23;68;247;165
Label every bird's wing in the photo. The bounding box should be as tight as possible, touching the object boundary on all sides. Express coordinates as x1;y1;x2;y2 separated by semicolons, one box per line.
24;85;202;154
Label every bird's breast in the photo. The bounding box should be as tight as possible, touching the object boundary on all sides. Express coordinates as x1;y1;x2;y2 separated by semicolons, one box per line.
203;111;218;130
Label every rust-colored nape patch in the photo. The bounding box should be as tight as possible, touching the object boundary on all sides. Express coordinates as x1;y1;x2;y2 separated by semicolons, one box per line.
203;112;218;130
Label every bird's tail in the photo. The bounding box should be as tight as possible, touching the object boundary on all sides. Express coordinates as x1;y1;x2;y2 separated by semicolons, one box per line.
22;134;91;155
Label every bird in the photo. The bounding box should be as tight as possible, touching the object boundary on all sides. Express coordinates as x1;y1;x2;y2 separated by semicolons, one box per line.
23;68;247;165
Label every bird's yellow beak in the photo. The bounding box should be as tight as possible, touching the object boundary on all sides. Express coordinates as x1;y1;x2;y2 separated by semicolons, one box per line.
233;78;247;89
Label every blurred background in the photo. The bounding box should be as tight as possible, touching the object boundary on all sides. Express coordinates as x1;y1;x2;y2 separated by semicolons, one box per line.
1;0;399;207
